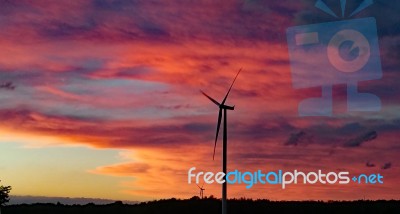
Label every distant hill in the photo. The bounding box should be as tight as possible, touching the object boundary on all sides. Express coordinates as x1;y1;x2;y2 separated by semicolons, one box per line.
3;197;400;214
9;195;137;205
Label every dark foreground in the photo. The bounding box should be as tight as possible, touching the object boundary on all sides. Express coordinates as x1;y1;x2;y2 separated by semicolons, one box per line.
3;198;400;214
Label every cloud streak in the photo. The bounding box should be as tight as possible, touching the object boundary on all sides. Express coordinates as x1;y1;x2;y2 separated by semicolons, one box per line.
343;131;378;148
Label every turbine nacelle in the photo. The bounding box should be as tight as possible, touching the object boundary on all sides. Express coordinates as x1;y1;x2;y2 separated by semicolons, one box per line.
200;90;235;110
220;105;234;110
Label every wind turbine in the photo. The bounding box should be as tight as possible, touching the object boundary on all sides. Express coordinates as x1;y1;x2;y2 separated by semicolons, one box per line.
201;68;241;214
196;183;205;199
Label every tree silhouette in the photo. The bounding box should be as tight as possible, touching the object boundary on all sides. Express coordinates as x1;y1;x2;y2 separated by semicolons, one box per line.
0;180;12;213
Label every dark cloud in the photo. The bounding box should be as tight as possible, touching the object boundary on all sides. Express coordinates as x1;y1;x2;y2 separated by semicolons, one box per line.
233;89;260;98
234;153;303;160
381;162;392;170
112;66;155;79
137;21;170;37
336;122;365;135
285;131;313;146
0;108;215;148
366;161;375;167
182;122;214;133
92;0;138;11
234;120;295;141
0;81;15;90
14;1;294;43
343;131;378;147
276;119;399;148
39;20;98;39
155;104;192;110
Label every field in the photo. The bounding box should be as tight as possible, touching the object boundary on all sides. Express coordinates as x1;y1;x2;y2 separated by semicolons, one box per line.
3;198;400;214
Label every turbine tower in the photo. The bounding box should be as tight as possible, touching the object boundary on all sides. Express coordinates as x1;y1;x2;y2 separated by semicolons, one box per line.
201;68;241;214
196;183;205;199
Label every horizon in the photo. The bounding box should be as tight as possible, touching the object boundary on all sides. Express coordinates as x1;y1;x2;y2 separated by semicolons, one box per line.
7;195;400;205
0;0;399;203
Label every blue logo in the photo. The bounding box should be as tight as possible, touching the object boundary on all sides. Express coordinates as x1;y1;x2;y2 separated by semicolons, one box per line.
286;1;382;116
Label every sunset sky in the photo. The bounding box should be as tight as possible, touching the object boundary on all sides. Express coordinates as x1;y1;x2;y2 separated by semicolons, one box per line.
0;0;399;202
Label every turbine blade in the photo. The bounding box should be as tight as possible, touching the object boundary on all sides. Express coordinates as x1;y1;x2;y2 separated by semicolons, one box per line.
221;68;242;105
213;108;222;160
200;90;220;106
196;183;201;189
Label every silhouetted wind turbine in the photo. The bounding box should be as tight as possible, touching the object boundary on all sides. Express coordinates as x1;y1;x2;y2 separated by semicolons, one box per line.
201;68;241;214
196;183;205;199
